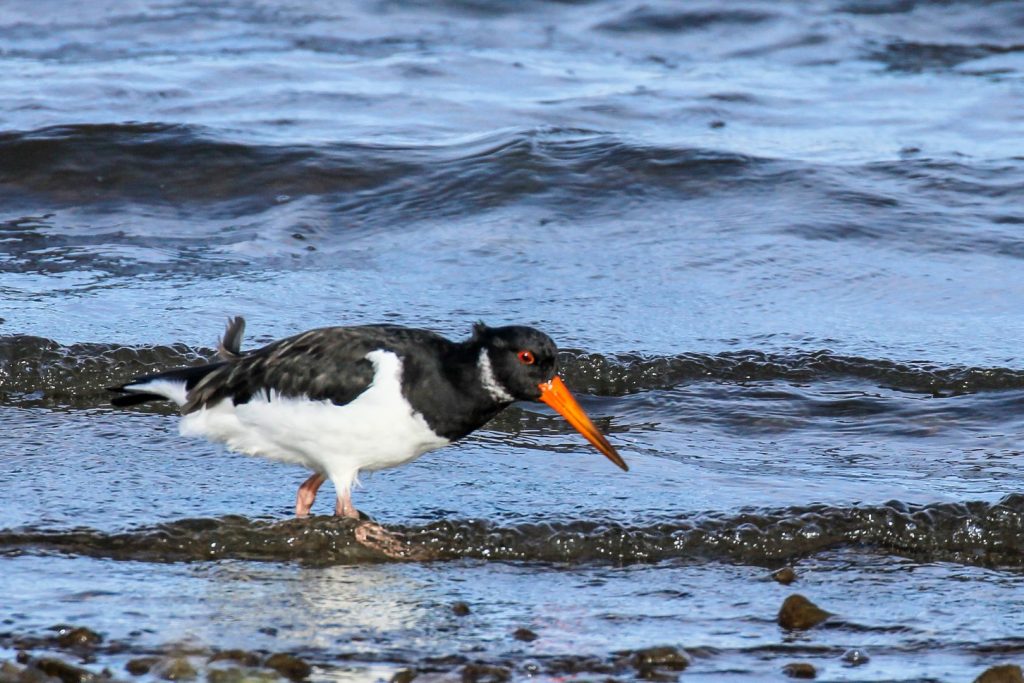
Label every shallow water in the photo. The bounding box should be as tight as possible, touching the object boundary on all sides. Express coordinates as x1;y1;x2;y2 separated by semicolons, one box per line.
2;0;1024;681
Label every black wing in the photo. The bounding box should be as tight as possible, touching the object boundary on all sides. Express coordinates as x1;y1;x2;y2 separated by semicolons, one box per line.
181;325;445;414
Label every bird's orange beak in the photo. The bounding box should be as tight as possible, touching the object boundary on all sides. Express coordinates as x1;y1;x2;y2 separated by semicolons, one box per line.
538;376;628;471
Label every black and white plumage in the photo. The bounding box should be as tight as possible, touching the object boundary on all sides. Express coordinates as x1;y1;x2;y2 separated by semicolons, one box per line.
110;317;626;519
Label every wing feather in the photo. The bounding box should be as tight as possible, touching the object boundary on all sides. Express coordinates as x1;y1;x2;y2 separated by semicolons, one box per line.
181;326;422;413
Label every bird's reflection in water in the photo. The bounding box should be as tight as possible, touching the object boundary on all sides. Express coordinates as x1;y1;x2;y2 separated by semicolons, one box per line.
198;561;445;656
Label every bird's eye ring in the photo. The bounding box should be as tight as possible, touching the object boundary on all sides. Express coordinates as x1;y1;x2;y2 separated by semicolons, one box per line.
517;350;535;365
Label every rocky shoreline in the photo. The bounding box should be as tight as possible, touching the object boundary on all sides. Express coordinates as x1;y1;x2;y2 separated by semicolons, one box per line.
3;587;1021;683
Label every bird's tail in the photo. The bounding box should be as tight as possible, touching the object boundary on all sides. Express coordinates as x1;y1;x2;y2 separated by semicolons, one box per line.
110;316;245;408
109;363;223;407
217;316;246;360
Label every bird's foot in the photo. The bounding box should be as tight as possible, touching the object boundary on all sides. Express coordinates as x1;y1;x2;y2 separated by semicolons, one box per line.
354;521;434;561
295;473;327;517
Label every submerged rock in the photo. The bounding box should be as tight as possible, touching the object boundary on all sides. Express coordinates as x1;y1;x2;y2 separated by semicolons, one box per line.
1;661;23;679
777;594;831;629
841;649;869;666
32;658;97;683
208;652;261;668
771;567;797;585
630;647;689;671
390;669;417;683
263;654;310;681
207;667;279;683
460;663;509;683
782;662;816;678
624;646;690;681
543;655;614;675
511;628;537;643
153;657;197;681
54;628;102;651
0;660;59;683
124;658;159;676
451;602;471;617
974;665;1024;683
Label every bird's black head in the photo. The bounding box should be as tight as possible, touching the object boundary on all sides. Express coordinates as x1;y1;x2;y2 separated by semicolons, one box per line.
469;321;629;472
472;322;558;401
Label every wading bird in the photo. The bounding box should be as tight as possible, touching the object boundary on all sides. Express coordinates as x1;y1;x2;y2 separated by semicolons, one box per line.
110;317;627;529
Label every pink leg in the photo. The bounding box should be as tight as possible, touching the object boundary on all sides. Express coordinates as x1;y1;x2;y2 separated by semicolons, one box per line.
335;488;360;519
295;473;326;517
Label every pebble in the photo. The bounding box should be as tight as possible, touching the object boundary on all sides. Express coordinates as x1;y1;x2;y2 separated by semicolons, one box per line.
630;647;689;672
777;594;831;629
32;657;95;683
208;651;261;667
460;663;510;683
626;646;690;681
54;628;102;650
512;628;537;642
207;667;279;683
264;653;311;681
124;658;160;676
153;656;197;681
13;664;61;683
975;664;1024;683
772;567;797;585
782;662;817;679
390;669;417;683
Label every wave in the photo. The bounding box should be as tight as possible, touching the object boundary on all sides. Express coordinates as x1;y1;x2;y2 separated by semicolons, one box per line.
0;124;770;205
0;335;207;408
596;7;775;34
3;334;1024;408
0;123;771;215
3;123;1022;271
3;496;1022;567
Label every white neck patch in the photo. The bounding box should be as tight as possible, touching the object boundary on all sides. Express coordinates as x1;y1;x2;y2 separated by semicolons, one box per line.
478;348;515;403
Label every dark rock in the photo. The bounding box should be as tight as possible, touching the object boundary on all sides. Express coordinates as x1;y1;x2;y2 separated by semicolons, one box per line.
782;662;816;679
124;658;160;676
15;654;30;665
772;567;797;585
208;651;261;668
544;655;614;675
206;669;243;683
206;668;279;683
841;649;869;666
153;657;197;681
264;654;311;681
422;656;467;668
32;658;95;683
451;602;471;617
1;661;28;683
625;647;689;681
975;665;1024;683
460;663;509;683
257;628;277;637
630;647;689;671
390;669;417;683
778;594;831;630
512;628;537;643
14;664;60;683
54;629;102;651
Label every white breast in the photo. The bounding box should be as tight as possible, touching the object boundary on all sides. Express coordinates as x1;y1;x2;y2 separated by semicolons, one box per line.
178;350;450;493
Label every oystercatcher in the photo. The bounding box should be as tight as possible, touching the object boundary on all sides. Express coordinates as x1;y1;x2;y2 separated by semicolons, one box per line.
110;317;627;520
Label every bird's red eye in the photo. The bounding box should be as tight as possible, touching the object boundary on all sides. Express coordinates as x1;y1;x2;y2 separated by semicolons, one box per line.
517;350;535;365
